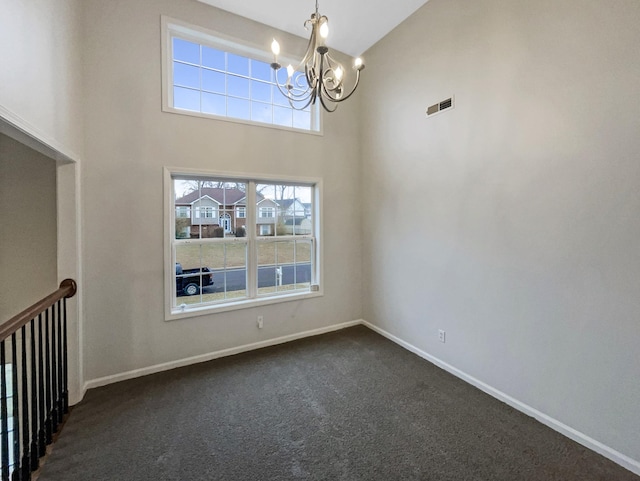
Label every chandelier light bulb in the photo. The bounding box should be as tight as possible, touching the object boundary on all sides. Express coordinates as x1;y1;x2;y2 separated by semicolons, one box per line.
354;57;364;70
271;39;280;56
334;66;343;82
286;64;295;79
319;20;329;39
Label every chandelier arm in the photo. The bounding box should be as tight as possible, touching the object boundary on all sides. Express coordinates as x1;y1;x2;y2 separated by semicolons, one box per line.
288;90;316;111
321;69;361;103
319;91;339;112
319;53;343;92
272;74;313;101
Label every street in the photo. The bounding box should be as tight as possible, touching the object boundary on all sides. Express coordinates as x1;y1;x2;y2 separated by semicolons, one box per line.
205;263;311;293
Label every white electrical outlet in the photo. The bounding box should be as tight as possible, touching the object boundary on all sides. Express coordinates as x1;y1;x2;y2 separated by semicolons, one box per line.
257;315;264;329
438;329;446;343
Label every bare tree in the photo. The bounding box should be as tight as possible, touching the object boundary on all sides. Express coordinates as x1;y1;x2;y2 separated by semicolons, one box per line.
182;180;246;194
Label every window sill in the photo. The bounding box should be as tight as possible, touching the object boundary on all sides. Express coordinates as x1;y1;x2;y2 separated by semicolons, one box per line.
165;289;324;322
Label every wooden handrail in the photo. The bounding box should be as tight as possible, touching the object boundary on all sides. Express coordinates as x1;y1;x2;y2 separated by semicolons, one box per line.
0;279;76;342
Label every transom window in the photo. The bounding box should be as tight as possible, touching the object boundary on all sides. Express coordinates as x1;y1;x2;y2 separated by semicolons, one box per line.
165;170;322;319
162;17;321;133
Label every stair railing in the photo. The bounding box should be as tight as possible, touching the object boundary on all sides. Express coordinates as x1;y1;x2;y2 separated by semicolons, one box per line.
0;279;77;481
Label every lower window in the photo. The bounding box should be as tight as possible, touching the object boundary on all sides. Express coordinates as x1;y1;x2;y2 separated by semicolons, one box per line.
166;170;321;318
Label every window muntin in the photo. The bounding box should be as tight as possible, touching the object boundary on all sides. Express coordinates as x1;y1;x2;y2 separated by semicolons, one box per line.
169;174;320;317
162;18;320;133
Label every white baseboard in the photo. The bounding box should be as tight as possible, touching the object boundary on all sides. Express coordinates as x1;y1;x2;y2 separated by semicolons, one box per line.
83;319;363;391
361;320;640;477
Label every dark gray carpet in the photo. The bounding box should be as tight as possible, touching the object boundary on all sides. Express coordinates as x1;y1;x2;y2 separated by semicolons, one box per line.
39;326;637;481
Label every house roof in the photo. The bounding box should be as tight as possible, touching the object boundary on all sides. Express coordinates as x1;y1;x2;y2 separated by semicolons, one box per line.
176;188;250;206
277;198;297;210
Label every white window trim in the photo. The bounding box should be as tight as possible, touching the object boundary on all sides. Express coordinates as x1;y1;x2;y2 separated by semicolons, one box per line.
160;15;323;136
164;167;324;321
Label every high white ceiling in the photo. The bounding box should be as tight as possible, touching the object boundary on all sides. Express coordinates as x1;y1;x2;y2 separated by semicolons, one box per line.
196;0;430;58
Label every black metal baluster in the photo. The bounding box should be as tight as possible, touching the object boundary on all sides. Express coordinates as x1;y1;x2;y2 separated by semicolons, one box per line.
30;318;38;471
37;313;45;457
10;334;20;481
44;309;52;445
56;301;63;425
62;298;69;415
50;306;58;436
1;341;9;481
20;325;30;481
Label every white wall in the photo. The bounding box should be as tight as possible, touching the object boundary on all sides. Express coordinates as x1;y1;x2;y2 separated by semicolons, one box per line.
0;0;83;403
0;0;83;160
361;0;640;468
0;133;58;322
80;0;362;381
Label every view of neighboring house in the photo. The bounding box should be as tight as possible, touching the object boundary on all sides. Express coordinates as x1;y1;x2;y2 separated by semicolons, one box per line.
175;187;247;237
175;189;311;237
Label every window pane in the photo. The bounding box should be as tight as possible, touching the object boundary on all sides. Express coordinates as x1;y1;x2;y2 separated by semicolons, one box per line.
251;102;272;124
293;110;311;130
173;86;200;111
277;241;300;293
227;53;249;76
275;68;290;86
173;38;200;64
202;92;226;116
227;75;249;99
251;80;271;103
291;94;310;111
176;244;207;305
295;240;312;290
251;59;272;81
174;62;200;89
273;106;293;127
168;30;318;131
202;69;225;94
202;46;225;70
175;208;191;239
202;243;248;302
257;242;276;295
273;90;292;108
227;97;250;120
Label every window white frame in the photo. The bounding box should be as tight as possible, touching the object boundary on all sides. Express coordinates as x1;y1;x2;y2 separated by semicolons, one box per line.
176;206;190;218
259;206;275;218
259;224;272;236
195;206;215;218
236;206;246;218
164;167;323;321
161;16;322;135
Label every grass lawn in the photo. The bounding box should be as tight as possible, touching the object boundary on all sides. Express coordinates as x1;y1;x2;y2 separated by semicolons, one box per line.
176;240;311;270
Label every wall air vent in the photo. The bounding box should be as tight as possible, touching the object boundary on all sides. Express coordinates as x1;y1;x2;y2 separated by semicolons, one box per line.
426;96;455;118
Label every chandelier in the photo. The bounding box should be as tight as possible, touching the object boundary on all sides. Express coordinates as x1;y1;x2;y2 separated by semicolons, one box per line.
269;0;365;112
